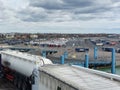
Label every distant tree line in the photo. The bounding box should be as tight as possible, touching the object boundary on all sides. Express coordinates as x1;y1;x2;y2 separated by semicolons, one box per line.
0;33;119;40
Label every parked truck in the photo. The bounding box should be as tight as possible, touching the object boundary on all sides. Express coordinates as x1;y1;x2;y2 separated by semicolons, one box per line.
0;50;52;90
75;48;89;52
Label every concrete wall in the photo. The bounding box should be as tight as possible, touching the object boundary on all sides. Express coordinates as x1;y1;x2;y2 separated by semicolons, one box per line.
40;71;77;90
116;60;120;66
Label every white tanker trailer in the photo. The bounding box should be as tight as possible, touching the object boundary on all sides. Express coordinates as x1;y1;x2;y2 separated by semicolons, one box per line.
0;50;53;90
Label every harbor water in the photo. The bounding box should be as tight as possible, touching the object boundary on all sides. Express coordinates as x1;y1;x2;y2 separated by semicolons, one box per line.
98;66;120;75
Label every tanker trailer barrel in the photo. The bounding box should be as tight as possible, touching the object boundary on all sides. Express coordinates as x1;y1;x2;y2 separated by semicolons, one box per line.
1;50;53;77
0;50;53;90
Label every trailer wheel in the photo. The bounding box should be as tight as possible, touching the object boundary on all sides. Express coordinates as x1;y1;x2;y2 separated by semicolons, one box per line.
18;79;22;89
22;82;27;90
13;78;18;86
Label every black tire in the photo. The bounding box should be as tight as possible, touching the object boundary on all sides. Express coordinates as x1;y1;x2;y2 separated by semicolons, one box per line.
18;79;22;90
22;82;27;90
13;77;18;86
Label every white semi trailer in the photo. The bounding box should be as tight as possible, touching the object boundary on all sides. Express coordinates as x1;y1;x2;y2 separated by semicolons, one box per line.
0;50;52;90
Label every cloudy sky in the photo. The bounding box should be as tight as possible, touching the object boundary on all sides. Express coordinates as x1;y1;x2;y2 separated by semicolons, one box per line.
0;0;120;33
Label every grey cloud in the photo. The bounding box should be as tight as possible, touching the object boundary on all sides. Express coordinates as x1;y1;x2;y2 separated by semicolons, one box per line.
74;5;112;15
29;0;111;12
20;13;47;22
18;7;49;22
18;0;120;22
29;0;66;10
29;0;94;10
63;0;93;7
0;0;4;10
18;8;72;22
112;0;120;2
0;1;6;22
